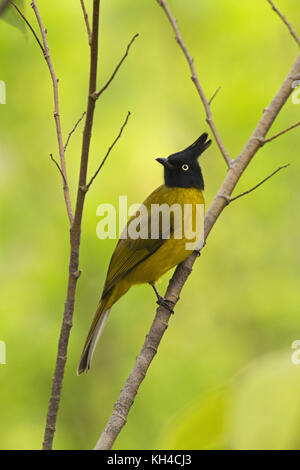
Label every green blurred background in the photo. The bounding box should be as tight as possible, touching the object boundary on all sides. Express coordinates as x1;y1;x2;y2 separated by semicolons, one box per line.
0;0;300;450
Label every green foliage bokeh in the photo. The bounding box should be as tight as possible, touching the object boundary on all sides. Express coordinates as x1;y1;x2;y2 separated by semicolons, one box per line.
0;0;299;450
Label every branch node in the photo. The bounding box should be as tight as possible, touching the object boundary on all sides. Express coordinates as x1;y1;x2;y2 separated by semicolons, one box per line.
72;269;82;279
57;355;67;361
90;92;98;101
145;342;158;354
252;136;265;147
216;193;231;205
114;412;127;424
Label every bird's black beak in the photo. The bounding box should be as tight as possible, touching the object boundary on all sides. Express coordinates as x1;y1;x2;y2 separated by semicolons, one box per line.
156;157;173;169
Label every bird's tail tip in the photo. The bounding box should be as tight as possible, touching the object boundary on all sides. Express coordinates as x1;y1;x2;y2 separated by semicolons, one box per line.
76;307;111;376
76;344;91;375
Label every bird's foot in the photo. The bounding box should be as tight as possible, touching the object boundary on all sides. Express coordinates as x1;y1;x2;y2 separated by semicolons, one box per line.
156;295;174;314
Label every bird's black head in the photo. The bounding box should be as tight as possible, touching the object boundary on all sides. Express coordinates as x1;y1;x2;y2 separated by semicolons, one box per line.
156;133;211;190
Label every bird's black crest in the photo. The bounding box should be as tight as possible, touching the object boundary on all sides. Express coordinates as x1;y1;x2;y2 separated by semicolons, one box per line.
168;133;212;162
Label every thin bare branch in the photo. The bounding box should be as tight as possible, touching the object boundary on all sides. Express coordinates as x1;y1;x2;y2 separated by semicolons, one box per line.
266;0;300;47
217;164;290;204
156;0;231;167
92;34;139;100
42;0;101;450
87;111;130;189
29;0;74;224
50;153;67;186
64;111;86;151
80;0;92;45
9;0;44;52
208;86;221;105
263;121;300;145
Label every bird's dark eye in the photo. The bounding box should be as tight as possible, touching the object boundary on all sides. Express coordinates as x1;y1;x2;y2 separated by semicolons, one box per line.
182;164;189;171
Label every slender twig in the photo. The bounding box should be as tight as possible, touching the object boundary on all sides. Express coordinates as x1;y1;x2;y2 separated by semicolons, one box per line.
8;0;44;52
230;163;290;202
92;34;139;100
266;0;300;47
64;112;86;151
42;0;101;450
80;0;92;45
50;153;67;186
263;121;300;145
208;86;221;105
87;111;130;189
218;164;290;204
30;0;74;224
94;0;300;450
156;0;231;168
12;0;73;222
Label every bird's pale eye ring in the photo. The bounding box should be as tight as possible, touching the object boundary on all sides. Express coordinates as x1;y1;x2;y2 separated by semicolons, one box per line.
182;164;189;171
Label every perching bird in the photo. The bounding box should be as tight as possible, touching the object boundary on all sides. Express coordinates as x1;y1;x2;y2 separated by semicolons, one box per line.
77;133;211;374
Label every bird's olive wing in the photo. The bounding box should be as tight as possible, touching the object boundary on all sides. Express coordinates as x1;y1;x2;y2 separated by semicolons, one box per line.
102;207;174;297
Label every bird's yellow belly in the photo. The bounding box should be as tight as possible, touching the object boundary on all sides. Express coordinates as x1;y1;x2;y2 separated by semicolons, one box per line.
127;237;193;285
126;186;205;285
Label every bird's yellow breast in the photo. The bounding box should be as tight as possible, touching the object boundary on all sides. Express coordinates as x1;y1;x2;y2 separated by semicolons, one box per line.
126;185;205;285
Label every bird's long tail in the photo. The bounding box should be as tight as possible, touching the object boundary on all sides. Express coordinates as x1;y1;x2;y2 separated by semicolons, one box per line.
77;301;111;375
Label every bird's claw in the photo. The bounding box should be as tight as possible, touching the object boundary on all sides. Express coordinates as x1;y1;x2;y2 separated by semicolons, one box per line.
156;296;174;314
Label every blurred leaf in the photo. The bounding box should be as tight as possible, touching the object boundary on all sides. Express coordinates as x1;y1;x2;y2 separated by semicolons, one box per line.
160;389;228;450
0;1;26;35
228;351;300;450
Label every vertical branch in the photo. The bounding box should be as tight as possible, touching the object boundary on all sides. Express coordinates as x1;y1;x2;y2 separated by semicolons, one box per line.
42;0;101;450
31;0;74;224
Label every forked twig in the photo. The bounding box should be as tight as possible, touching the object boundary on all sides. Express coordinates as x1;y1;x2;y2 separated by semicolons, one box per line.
9;0;44;52
12;0;74;223
87;111;131;189
218;164;290;204
263;121;300;145
50;153;67;186
92;34;139;101
31;0;74;224
208;86;221;105
157;0;231;167
64;112;86;151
